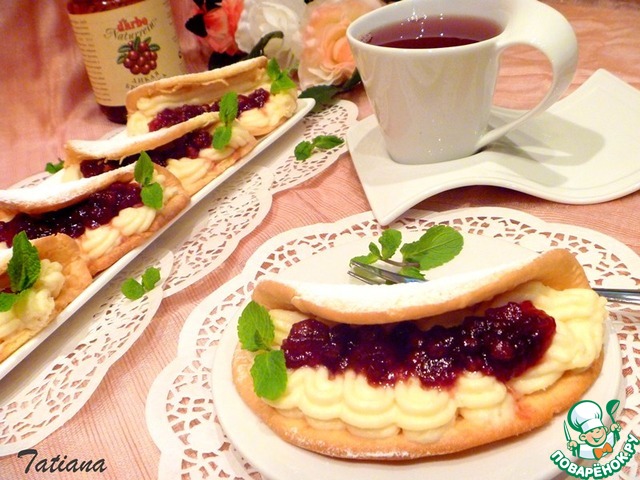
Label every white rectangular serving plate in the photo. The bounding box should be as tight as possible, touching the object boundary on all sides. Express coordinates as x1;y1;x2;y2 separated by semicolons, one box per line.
0;98;314;381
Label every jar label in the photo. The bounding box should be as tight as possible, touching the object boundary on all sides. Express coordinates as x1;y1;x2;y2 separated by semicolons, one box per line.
69;0;186;107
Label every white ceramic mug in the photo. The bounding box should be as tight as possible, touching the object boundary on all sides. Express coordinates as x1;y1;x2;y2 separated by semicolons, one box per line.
347;0;578;165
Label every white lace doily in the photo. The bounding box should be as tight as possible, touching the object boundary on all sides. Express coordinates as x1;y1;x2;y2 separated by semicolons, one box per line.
0;100;359;454
0;247;173;456
146;207;640;480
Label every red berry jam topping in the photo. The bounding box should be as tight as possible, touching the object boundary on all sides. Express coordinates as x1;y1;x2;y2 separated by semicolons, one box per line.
0;182;142;246
281;301;556;388
147;88;271;131
80;129;213;178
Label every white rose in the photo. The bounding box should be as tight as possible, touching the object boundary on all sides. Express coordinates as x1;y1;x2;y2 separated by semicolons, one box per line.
235;0;306;69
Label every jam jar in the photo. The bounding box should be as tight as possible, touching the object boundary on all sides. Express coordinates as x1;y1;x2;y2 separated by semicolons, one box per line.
67;0;186;123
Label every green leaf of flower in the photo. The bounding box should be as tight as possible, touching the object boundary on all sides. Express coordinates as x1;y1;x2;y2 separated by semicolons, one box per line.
237;301;275;352
121;278;146;300
246;31;284;58
141;182;164;210
134;151;155;186
400;225;464;270
8;231;41;293
251;350;287;400
298;85;341;108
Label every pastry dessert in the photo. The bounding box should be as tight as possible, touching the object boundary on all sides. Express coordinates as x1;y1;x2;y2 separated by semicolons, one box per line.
0;234;92;363
0;163;189;275
232;249;607;459
125;56;298;138
63;112;257;196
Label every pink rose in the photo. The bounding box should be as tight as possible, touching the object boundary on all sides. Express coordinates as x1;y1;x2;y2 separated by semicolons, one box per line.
298;0;383;89
202;0;245;55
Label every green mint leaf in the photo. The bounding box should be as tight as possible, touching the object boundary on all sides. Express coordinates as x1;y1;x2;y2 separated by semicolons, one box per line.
350;252;380;265
379;229;402;260
121;266;162;300
400;225;464;270
271;73;297;95
294;135;344;161
237;301;275;352
219;91;239;125
368;241;382;259
45;160;64;174
141;266;161;291
398;265;426;281
312;135;344;150
294;141;314;161
134;151;155;186
0;292;18;312
266;57;280;81
121;278;146;300
251;350;287;400
267;58;296;94
141;182;164;210
8;232;41;293
213;125;233;150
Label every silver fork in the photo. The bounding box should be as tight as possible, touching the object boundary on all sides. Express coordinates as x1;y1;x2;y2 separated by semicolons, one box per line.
348;259;640;306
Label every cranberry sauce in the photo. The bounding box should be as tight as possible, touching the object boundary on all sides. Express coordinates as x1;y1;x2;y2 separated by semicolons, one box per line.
147;88;271;131
80;129;213;178
0;182;142;246
281;301;556;388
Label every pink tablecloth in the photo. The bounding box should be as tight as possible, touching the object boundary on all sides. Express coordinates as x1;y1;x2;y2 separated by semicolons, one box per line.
0;1;639;479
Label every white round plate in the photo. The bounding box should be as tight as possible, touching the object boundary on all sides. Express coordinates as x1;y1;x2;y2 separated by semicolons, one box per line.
211;234;623;480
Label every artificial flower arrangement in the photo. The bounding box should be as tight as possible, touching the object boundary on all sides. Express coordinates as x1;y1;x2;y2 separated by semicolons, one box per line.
185;0;391;105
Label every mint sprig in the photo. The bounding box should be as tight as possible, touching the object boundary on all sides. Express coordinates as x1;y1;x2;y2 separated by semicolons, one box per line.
45;160;64;174
237;300;287;400
351;225;464;280
134;152;164;210
0;232;41;312
121;266;161;300
266;58;296;94
212;92;238;150
294;135;344;161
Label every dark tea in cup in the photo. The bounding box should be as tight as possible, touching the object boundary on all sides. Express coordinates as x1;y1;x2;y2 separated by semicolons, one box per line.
363;15;503;49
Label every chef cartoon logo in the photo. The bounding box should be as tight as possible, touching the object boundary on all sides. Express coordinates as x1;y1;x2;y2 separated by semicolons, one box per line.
565;400;621;460
550;399;640;479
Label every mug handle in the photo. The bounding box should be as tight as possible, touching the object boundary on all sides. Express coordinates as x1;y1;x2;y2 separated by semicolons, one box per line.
475;1;578;150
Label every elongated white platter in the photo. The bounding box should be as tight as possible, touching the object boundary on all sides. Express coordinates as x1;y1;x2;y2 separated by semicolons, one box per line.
0;98;314;381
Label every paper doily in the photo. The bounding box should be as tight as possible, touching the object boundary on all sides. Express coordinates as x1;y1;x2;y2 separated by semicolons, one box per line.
159;166;274;296
0;247;173;456
146;207;640;480
0;99;359;454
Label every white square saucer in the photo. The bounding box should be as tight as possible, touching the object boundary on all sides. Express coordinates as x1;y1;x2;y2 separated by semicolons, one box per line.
348;69;640;225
